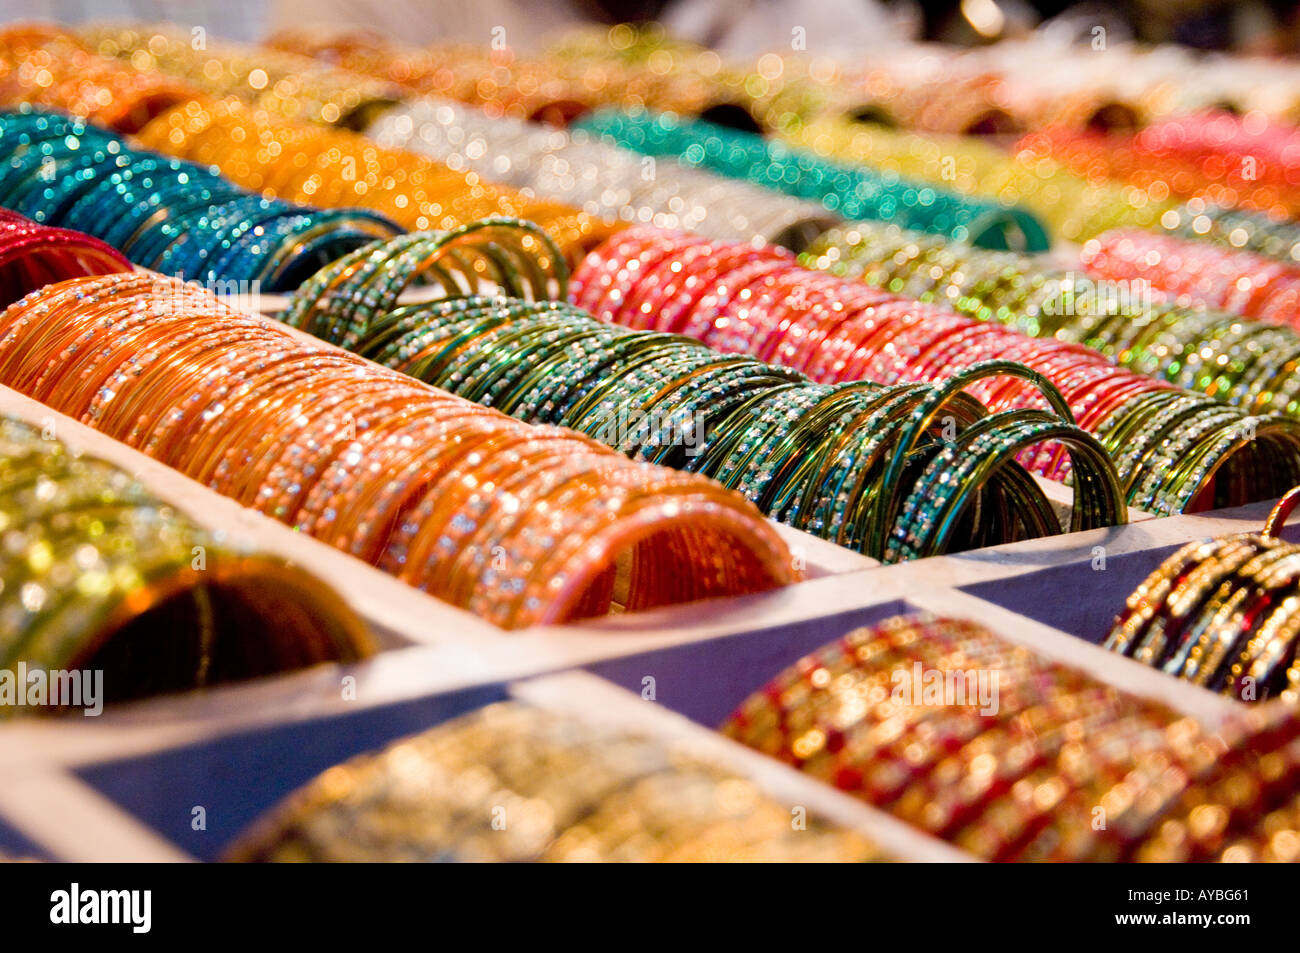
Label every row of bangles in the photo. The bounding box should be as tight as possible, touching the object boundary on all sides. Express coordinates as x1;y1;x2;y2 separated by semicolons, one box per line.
3;163;1300;688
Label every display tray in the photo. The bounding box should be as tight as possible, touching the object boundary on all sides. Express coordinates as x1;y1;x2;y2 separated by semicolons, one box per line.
0;379;1281;862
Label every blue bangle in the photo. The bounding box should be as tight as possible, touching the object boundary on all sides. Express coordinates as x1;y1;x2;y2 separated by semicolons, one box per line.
573;107;1051;252
0;107;406;289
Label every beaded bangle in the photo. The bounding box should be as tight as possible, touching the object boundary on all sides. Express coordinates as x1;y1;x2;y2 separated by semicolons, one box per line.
724;612;1300;862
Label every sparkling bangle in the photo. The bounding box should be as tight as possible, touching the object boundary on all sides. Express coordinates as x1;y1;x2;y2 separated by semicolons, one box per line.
582;226;1300;516
1106;495;1300;701
286;282;1126;561
0;415;372;711
369;99;839;251
79;23;400;129
725;612;1300;862
0;27;198;133
135;98;621;268
226;701;888;862
0;272;795;629
779;114;1176;244
0;109;401;290
572;108;1049;252
0;206;130;306
1161;199;1300;266
805;218;1300;423
1018;115;1300;222
1082;228;1300;331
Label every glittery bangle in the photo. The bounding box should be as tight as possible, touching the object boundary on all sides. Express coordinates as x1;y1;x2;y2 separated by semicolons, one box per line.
0;109;402;290
588;226;1300;516
572;108;1049;252
293;237;1125;563
726;612;1300;861
226;701;889;863
0;272;795;629
0;415;372;711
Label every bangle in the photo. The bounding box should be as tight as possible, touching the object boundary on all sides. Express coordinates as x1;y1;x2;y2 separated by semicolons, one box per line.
586;226;1300;516
1161;199;1300;266
0;272;795;629
225;701;889;862
0;28;198;133
808;217;1300;424
0;109;402;290
780;114;1176;244
0;415;372;712
134;97;622;268
724;611;1300;861
1082;228;1300;331
0;207;130;306
281;217;566;350
1105;495;1300;701
1018;116;1300;221
369;99;839;251
286;234;1126;563
79;23;400;129
270;23;753;127
571;108;1049;252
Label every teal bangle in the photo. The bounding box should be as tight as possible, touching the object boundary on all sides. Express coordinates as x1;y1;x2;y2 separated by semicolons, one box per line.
573;108;1051;252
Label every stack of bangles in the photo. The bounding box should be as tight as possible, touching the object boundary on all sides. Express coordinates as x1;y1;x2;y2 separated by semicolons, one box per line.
283;232;1125;559
803;220;1300;419
576;227;1300;515
226;702;888;862
368;99;839;250
0;206;130;305
0;416;372;710
133;98;621;267
571;109;1050;251
773;115;1177;244
0;271;795;629
1081;229;1300;330
1018;119;1300;220
0;26;198;133
267;24;752;126
1105;487;1300;700
1160;200;1300;264
1135;112;1300;175
16;24;400;130
723;613;1300;862
0;110;401;291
